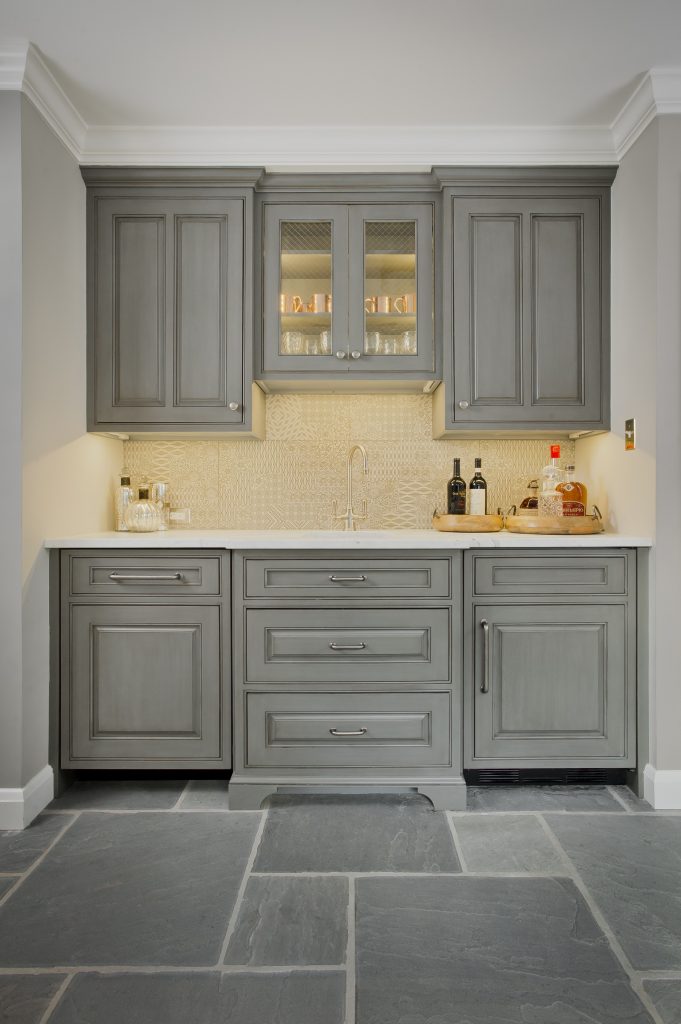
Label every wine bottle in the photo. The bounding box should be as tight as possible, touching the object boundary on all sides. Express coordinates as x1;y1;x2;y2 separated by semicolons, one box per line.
447;458;467;515
469;457;487;515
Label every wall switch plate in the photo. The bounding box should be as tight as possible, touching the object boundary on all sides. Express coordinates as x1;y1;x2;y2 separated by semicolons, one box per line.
625;418;636;451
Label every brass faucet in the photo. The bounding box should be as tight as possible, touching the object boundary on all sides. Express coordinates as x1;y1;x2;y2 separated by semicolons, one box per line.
333;444;368;531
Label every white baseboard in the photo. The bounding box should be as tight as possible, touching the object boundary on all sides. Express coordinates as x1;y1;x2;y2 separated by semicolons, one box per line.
0;765;54;830
643;763;681;809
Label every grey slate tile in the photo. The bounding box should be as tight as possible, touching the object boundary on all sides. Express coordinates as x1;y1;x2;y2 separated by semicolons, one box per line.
49;780;186;810
546;814;681;970
355;876;653;1024
0;974;67;1023
610;785;654;812
224;876;347;965
254;794;459;873
180;779;231;810
467;784;622;812
452;814;566;873
0;813;73;872
49;971;345;1024
643;980;681;1024
0;811;260;967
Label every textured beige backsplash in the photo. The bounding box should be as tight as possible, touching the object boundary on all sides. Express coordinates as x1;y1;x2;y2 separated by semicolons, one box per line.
123;395;575;530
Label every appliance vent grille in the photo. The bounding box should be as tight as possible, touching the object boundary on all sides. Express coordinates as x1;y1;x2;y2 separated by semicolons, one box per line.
465;768;627;786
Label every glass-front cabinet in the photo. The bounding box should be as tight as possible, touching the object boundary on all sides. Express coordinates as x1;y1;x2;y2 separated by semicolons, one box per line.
260;201;434;378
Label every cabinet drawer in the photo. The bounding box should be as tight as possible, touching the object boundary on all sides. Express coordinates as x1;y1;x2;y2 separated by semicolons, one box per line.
68;554;222;597
245;691;451;768
472;553;628;597
244;608;450;684
243;557;451;600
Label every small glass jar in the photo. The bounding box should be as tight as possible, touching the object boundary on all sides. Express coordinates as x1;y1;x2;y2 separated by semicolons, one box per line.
124;486;162;532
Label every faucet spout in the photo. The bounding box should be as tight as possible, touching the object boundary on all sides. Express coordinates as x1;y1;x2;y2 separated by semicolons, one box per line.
333;445;369;531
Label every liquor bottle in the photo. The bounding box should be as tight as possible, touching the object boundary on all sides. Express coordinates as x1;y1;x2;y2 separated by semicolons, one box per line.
114;469;134;532
557;465;587;517
447;458;467;515
469;457;487;515
124;486;162;533
518;479;539;516
538;444;563;517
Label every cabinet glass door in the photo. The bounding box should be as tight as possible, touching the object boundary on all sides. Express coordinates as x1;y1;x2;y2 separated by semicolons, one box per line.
349;204;434;374
262;204;348;372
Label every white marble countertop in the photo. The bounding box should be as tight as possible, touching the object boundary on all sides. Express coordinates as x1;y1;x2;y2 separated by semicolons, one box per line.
44;529;653;549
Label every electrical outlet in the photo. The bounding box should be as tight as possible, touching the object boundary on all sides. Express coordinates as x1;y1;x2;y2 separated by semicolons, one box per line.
169;508;192;525
625;418;636;451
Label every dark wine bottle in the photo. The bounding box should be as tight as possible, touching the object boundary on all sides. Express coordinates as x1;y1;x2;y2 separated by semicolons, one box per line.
469;457;487;515
447;458;466;515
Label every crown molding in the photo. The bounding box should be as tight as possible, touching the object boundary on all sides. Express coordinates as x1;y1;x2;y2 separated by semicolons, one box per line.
612;68;681;159
2;41;681;168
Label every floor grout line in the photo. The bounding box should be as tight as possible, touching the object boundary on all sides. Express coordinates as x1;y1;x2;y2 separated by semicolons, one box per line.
215;810;269;967
0;964;348;976
445;813;469;873
0;814;81;909
638;970;681;980
344;876;356;1024
39;973;74;1024
607;786;635;813
536;814;666;1024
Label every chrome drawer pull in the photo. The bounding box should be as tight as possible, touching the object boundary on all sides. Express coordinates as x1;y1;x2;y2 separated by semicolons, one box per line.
329;728;367;737
480;619;490;693
329;642;366;651
108;572;184;582
328;574;367;583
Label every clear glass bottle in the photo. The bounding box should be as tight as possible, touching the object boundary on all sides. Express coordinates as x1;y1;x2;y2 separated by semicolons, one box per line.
114;469;135;532
124;486;162;532
151;481;170;531
538;444;564;517
468;458;487;515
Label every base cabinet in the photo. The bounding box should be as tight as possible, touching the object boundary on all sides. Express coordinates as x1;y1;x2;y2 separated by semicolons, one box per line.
465;551;636;769
60;551;230;769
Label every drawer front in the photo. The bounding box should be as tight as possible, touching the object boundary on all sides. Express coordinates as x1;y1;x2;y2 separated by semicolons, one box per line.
245;691;452;768
68;554;221;597
243;557;451;600
472;554;628;597
244;608;450;683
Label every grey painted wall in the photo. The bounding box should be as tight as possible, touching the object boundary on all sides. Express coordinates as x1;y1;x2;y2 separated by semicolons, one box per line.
20;97;123;787
0;93;24;790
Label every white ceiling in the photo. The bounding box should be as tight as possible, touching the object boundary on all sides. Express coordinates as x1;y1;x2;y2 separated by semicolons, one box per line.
2;0;681;165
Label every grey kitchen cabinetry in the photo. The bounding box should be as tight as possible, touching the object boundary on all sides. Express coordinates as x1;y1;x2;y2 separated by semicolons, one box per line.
433;168;616;435
60;550;231;769
258;195;437;381
229;551;465;810
464;550;636;769
82;168;264;436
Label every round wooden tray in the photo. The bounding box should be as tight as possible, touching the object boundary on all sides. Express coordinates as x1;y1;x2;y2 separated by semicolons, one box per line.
505;510;604;535
432;513;504;533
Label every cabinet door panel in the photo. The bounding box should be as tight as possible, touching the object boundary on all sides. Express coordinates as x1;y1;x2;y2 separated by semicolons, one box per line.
65;605;222;762
473;605;631;761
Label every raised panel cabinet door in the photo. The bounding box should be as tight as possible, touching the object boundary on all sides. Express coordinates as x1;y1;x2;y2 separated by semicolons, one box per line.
261;204;349;373
65;604;222;762
449;194;606;427
92;197;245;426
473;604;631;762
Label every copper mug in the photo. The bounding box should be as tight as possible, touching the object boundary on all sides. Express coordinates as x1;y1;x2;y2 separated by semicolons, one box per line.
280;294;305;314
394;293;417;314
309;293;330;314
365;296;377;314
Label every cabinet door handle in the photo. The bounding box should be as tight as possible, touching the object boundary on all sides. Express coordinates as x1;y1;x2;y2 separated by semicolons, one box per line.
480;619;490;693
458;400;470;410
108;572;184;582
336;350;347;360
328;574;367;583
329;642;366;651
350;350;362;359
228;401;240;412
329;728;367;737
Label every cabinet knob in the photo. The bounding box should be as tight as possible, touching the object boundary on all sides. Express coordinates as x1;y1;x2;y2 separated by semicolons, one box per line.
228;401;240;411
350;351;361;360
336;351;347;360
458;400;470;410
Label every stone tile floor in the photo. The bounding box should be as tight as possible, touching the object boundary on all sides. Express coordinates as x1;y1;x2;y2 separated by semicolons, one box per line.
0;782;680;1023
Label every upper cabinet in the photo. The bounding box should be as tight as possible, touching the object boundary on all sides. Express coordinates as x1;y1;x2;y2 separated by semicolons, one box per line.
433;168;616;436
83;169;264;437
256;190;438;385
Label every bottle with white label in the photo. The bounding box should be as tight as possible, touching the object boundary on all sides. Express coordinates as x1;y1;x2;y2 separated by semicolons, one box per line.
468;457;487;515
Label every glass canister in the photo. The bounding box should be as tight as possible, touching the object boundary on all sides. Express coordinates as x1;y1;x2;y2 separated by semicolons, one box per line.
124;486;162;532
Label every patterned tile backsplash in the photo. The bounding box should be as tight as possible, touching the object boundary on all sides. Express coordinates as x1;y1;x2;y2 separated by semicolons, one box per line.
123;395;575;530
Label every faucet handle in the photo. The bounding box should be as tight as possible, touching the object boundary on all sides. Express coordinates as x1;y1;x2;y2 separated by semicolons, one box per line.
356;499;368;521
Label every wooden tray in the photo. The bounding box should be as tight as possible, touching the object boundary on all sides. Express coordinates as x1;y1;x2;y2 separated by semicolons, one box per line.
432;513;504;533
505;508;604;535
